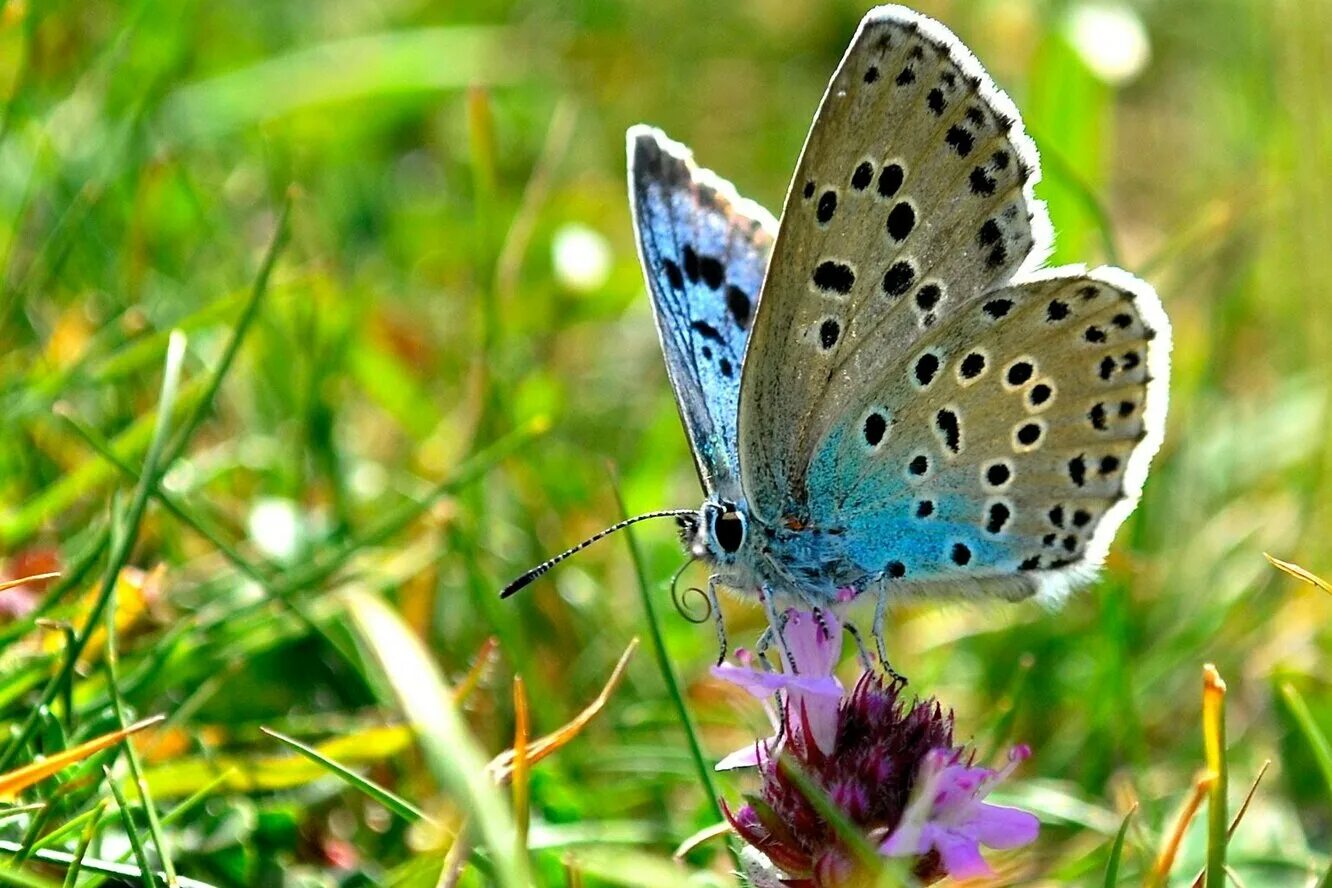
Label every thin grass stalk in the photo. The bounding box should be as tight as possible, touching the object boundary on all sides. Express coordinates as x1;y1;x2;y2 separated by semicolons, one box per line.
1191;761;1271;888
272;417;547;598
1102;804;1135;887
0;332;186;772
77;770;239;888
260;728;429;823
1202;665;1228;888
0;840;218;888
62;801;106;888
163;194;290;465
344;590;526;888
104;580;177;886
104;765;158;888
511;676;531;860
614;495;717;810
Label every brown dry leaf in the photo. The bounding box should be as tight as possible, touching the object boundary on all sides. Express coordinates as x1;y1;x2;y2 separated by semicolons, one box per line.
487;638;638;783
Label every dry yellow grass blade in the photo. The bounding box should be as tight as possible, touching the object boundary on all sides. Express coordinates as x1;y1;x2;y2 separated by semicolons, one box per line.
1264;553;1332;594
1202;665;1228;888
0;572;61;593
487;638;638;782
454;636;499;706
673;821;732;859
1147;774;1214;888
0;715;164;800
511;675;531;856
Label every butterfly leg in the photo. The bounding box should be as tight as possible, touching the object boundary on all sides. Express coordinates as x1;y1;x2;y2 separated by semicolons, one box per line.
707;575;728;665
843;620;874;671
756;589;795;673
872;585;905;683
754;625;776;670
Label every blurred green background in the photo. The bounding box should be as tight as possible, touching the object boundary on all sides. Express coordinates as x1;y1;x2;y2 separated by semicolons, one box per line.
2;0;1332;885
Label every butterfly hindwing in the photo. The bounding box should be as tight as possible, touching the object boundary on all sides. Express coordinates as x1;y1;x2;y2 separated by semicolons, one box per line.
737;6;1170;602
628;126;776;496
805;266;1169;602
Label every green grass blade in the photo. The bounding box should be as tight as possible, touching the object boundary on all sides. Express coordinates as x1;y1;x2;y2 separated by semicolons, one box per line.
1278;682;1332;800
613;486;741;873
616;503;718;811
343;589;526;888
1203;666;1228;888
1103;805;1136;887
54;407;275;583
105;579;177;886
104;766;158;887
0;840;217;888
164;193;290;466
66;771;238;888
0;331;187;772
260;727;430;823
0;804;45;824
62;801;106;888
0;857;61;888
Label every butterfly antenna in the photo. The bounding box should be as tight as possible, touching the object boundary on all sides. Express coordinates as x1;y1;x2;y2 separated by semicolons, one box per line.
500;509;698;599
669;556;712;624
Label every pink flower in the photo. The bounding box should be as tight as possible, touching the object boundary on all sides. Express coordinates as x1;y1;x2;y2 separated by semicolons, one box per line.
711;609;844;766
712;607;1040;885
880;745;1040;880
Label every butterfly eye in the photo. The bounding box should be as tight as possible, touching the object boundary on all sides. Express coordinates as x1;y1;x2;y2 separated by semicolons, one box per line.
713;509;746;554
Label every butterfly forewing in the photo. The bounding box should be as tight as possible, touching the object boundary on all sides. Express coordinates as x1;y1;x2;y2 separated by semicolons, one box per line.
628;126;776;495
737;6;1170;602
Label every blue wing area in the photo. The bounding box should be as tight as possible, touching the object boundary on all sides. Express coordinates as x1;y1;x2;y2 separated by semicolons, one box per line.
628;126;776;496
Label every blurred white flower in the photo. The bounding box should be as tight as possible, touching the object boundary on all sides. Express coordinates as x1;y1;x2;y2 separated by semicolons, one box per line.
1066;2;1151;86
248;497;302;562
551;223;612;292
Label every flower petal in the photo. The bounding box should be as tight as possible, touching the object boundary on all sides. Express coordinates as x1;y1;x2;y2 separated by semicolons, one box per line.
970;803;1040;850
711;664;793;697
781;609;842;676
790;691;841;755
933;827;993;880
716;738;774;771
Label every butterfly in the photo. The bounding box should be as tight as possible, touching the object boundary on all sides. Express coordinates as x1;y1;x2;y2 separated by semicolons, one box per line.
504;4;1170;664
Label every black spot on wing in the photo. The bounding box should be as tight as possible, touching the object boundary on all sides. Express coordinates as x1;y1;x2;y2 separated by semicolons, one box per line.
863;412;887;446
683;245;700;282
886;202;915;241
851;162;874;191
813;261;855;295
877;164;904;198
726;286;751;328
699;255;725;289
819;318;841;349
945;125;975;156
662;259;684;290
690;320;724;343
882;261;916;297
817;190;838;224
935;409;961;453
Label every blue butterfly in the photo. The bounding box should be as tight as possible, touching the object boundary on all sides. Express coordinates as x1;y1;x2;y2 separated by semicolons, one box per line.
504;5;1171;664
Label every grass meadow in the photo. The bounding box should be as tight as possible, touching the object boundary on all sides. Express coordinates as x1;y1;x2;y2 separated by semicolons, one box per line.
2;0;1332;885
